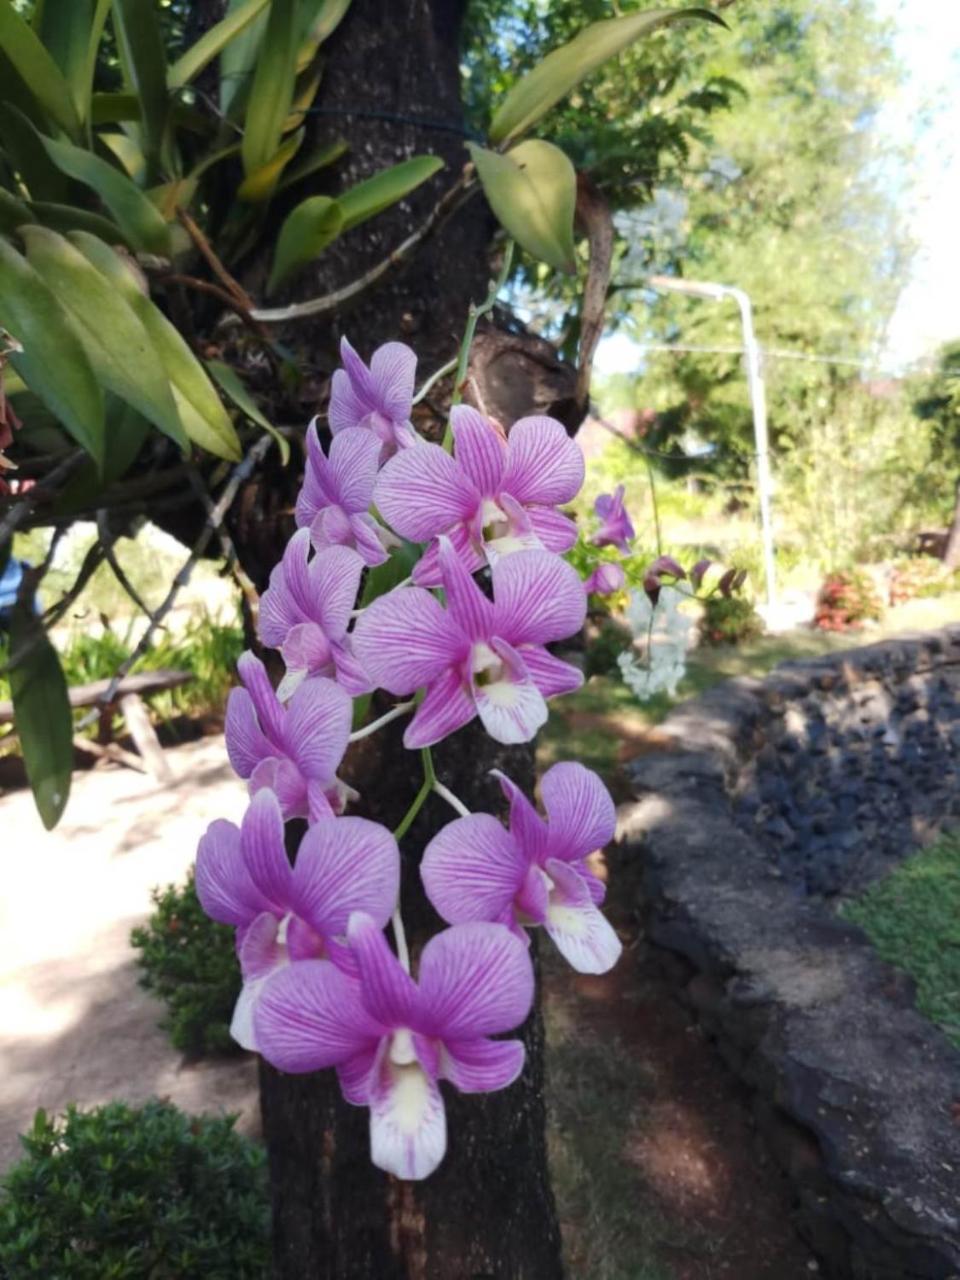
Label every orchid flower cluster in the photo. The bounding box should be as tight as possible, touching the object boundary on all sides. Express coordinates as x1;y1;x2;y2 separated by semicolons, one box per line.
195;338;623;1182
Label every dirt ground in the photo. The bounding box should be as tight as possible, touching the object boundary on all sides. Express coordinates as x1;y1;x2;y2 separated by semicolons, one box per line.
0;738;816;1277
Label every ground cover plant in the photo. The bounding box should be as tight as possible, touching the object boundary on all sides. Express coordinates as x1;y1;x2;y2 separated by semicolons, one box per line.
842;832;960;1048
0;1101;269;1279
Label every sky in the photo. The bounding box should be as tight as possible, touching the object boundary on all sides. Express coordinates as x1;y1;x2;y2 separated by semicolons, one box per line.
596;0;960;378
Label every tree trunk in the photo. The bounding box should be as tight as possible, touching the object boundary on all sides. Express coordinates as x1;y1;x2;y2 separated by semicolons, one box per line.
943;476;960;571
219;1;565;1274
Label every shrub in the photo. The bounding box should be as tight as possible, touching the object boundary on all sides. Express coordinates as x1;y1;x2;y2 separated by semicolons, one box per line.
583;618;633;678
887;557;960;605
699;592;764;647
130;873;241;1057
813;569;884;632
0;1101;269;1278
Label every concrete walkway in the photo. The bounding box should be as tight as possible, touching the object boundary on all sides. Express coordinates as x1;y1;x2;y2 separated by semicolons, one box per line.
0;736;259;1172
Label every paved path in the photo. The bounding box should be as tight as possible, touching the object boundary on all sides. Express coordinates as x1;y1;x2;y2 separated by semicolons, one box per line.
0;736;259;1172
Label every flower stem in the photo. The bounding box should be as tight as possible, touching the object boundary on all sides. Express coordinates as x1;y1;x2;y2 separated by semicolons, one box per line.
444;240;515;448
392;746;436;841
412;356;458;406
391;906;411;974
348;699;415;742
433;779;470;818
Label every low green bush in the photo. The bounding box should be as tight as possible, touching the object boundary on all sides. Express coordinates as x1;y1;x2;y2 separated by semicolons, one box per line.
0;1101;268;1278
699;592;764;647
130;873;241;1057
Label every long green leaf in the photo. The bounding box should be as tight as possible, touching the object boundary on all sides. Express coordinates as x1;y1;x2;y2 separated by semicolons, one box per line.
112;0;171;181
206;358;290;464
0;0;81;138
241;0;298;177
0;188;32;236
0;104;69;203
0;236;104;461
297;0;351;63
53;396;151;517
489;7;726;145
278;137;347;191
28;200;131;246
168;0;269;88
237;127;304;203
268;194;343;293
33;0;111;123
337;155;444;233
468;140;577;274
69;231;242;461
9;599;73;830
20;226;187;450
34;128;171;253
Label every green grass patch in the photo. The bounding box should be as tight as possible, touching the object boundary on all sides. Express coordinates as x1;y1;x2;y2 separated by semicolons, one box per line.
842;833;960;1047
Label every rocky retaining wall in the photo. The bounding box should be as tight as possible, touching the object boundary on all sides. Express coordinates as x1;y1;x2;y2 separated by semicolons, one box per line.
619;626;960;1279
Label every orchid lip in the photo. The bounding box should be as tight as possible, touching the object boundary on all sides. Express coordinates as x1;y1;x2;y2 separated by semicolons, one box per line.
470;641;504;687
389;1027;418;1066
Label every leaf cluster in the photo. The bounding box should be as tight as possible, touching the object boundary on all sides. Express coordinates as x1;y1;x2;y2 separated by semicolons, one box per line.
0;1100;268;1277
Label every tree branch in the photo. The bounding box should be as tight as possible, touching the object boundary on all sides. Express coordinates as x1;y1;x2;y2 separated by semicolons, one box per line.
0;450;86;548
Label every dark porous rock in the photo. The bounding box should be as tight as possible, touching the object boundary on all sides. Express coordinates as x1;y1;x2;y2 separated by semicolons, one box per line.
624;627;960;1278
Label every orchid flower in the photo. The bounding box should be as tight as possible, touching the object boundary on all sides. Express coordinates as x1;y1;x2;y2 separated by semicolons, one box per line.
375;405;584;585
254;913;533;1180
583;561;626;597
329;337;417;460
259;529;370;699
196;790;399;1051
353;538;586;748
296;424;397;567
421;762;621;975
592;485;634;553
225;652;353;821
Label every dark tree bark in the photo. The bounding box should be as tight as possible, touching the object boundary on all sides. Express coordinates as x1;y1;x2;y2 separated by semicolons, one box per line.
206;1;569;1275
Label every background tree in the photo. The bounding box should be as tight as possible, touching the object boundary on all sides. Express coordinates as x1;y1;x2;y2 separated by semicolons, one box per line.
914;340;960;568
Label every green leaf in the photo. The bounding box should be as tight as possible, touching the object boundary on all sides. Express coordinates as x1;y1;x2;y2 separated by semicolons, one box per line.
0;0;81;138
337;155;444;233
489;7;726;145
241;0;298;177
268;195;343;293
20;225;187;450
33;126;171;253
33;0;111;124
277;137;347;191
112;0;171;181
206;358;290;464
0;103;69;203
468;140;577;274
69;232;241;461
27;200;131;247
9;599;73;830
0;187;32;236
297;0;351;62
53;396;151;517
0;235;104;461
168;0;269;89
236;127;304;203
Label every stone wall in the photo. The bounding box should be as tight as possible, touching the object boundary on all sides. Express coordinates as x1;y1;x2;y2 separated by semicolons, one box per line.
619;626;960;1280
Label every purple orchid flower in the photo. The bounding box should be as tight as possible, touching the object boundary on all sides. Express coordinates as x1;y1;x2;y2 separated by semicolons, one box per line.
329;337;417;460
592;485;635;553
353;538;586;748
259;529;371;699
583;561;626;597
225;651;353;822
196;790;399;1051
296;423;398;567
421;762;621;975
374;405;584;585
254;912;533;1180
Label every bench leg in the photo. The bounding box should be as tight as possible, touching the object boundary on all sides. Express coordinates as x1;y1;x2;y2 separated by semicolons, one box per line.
119;693;174;784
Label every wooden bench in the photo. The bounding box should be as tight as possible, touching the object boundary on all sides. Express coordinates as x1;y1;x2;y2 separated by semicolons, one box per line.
0;668;192;785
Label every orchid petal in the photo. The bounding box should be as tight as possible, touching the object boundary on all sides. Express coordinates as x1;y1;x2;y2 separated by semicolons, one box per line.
540;762;616;863
421;814;526;924
310;503;354;551
354;586;466;694
369;1049;447;1181
284;676;352;780
292;817;399;938
525;505;578;553
237;910;285;981
347;513;390;566
370;341;416;422
491;770;550;863
492;551;586;646
327;427;381;514
224;687;272;780
230;978;267;1052
254;959;382;1073
411;523;482;587
502;416;584;505
240;788;294;905
309;544;365;636
195;818;274;925
418;922;534;1039
331;639;374;696
543;859;622;975
296;421;336;521
347;911;419;1027
451;405;506;495
249;755;308;821
437;536;495;640
281;623;333;681
472;637;548;745
237;651;285;744
515;864;549;923
375;442;478;541
441;1037;525;1093
403;666;475;749
259;532;310;646
337;1046;378;1104
518;645;584;699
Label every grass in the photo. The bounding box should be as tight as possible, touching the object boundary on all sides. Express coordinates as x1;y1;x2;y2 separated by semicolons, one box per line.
842;833;960;1048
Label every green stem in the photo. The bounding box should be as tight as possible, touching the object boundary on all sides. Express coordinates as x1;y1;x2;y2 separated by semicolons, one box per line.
443;240;515;448
644;450;663;555
393;746;436;841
